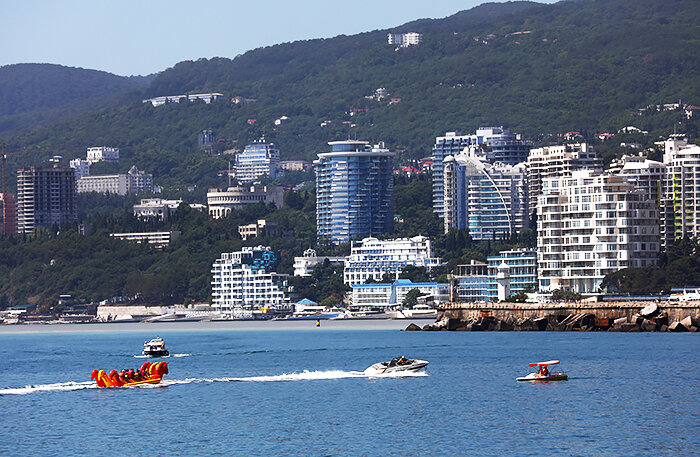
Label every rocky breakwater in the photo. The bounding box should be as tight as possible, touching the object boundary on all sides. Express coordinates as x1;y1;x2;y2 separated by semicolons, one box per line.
405;303;700;332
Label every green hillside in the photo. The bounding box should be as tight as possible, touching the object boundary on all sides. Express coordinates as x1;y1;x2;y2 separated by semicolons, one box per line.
2;0;699;193
0;63;152;134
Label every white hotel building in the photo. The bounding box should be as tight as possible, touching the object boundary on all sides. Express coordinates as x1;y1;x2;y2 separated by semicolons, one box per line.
211;246;291;312
86;146;120;164
537;170;659;294
343;236;443;285
234;140;281;183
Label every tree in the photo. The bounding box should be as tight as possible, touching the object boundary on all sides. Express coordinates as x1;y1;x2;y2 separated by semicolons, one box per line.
402;288;427;308
551;289;582;302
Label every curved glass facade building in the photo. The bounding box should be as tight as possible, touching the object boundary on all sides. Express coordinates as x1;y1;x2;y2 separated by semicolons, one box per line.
315;140;394;244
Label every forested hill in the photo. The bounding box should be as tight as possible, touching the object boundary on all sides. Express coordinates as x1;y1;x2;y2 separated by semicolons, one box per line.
0;63;152;133
3;0;699;192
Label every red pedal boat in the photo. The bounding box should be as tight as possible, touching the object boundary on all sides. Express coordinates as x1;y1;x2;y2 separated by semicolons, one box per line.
91;361;169;387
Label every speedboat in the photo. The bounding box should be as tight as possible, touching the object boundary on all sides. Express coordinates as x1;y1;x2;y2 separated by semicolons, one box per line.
364;356;429;375
91;361;168;387
517;360;568;382
143;337;169;357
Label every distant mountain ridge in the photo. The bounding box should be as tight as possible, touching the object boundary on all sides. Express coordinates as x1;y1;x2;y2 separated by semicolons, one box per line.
3;0;699;194
0;63;152;133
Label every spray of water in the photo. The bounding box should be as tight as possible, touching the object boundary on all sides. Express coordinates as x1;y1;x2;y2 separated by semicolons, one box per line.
0;369;428;395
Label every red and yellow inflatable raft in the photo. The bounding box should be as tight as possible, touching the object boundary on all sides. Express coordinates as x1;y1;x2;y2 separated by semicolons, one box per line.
91;361;169;387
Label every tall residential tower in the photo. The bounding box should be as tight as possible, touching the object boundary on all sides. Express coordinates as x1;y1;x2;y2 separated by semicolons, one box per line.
315;140;394;244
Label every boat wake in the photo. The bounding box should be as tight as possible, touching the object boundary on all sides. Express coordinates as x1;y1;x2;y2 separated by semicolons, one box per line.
1;369;427;395
0;381;97;395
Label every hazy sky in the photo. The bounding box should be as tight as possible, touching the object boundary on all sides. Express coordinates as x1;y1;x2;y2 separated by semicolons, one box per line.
2;0;556;76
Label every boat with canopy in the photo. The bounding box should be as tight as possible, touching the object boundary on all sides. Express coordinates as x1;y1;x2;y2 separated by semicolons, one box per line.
516;360;568;382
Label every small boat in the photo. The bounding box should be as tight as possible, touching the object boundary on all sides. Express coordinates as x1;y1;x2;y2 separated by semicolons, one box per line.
392;304;438;319
364;356;429;375
284;306;351;320
517;360;568;382
143;337;169;357
91;361;168;388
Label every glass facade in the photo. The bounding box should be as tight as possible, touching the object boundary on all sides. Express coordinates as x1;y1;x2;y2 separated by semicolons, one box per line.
433;127;530;218
487;249;538;299
315;141;394;244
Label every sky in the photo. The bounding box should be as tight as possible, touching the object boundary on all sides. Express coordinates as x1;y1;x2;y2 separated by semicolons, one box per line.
1;0;556;76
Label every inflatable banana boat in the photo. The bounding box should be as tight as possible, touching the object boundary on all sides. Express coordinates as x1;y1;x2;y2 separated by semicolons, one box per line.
91;361;169;387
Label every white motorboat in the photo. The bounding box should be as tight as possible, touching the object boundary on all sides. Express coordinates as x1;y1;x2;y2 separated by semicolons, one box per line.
392;304;438;319
364;357;429;375
142;337;169;357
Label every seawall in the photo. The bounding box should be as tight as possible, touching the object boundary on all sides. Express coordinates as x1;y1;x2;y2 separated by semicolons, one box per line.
408;301;700;332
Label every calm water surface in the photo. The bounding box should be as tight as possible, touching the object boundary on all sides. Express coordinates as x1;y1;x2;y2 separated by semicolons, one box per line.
0;321;697;456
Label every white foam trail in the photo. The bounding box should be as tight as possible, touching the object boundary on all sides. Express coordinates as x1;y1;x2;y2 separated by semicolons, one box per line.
0;381;96;395
0;369;428;395
172;353;190;358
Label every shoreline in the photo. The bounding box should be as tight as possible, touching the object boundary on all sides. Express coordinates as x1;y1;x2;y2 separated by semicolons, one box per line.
0;319;420;334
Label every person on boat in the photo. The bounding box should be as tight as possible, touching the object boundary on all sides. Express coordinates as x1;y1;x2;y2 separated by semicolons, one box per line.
537;365;549;377
398;356;407;365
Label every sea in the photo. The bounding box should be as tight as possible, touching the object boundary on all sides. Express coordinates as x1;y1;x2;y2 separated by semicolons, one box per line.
0;320;697;456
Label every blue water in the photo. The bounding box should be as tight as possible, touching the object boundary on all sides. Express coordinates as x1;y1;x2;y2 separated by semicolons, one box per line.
0;323;698;456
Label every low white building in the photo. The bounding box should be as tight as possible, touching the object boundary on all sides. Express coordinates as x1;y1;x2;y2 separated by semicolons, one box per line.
110;231;180;248
207;185;284;219
86;146;119;164
293;248;345;277
76;166;153;195
343;236;443;285
238;219;278;241
143;93;224;107
211;246;290;312
69;158;91;179
388;32;423;47
133;198;183;220
351;279;448;310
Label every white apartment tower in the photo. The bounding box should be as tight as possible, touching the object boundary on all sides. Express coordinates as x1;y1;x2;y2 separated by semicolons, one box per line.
343;236;443;285
537;170;659;294
660;136;700;246
527;143;602;217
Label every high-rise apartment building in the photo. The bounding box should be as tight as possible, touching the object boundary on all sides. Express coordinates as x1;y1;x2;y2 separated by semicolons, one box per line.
433;127;530;218
527;143;602;217
343;236;443;285
0;193;18;236
537;170;659;294
608;154;665;203
315;140;394;244
443;151;528;239
234;140;280;183
211;246;290;312
16;162;77;233
660;136;700;246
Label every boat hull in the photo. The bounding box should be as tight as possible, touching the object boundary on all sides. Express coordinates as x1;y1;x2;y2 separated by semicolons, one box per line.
364;359;429;375
517;373;568;382
142;349;169;357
